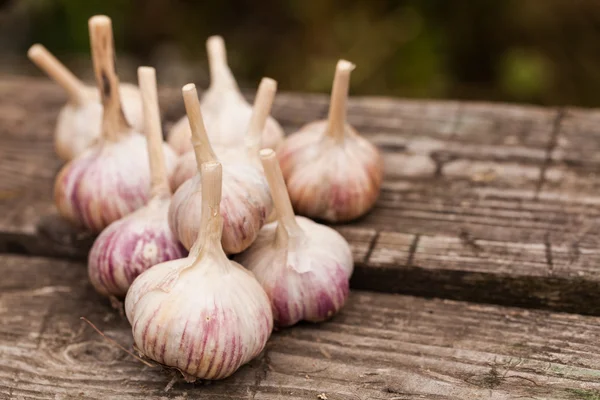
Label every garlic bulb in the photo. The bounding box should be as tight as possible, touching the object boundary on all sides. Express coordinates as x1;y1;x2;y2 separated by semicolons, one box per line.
54;16;177;233
167;36;283;155
88;67;186;298
278;60;383;222
169;75;276;190
169;150;196;190
125;161;273;381
170;140;245;191
27;44;143;161
169;81;275;254
236;149;353;327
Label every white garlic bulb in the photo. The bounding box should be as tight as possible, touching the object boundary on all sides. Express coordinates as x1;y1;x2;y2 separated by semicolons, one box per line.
167;36;283;155
27;44;143;161
125;161;273;381
235;149;354;327
169;75;276;190
278;60;383;222
88;67;186;298
169;81;275;254
169;150;197;190
54;16;177;233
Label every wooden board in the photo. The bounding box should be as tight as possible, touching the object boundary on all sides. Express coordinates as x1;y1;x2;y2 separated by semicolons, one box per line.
2;77;600;315
2;254;600;399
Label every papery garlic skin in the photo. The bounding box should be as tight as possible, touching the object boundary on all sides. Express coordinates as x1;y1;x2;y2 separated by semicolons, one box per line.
125;256;273;380
54;134;177;233
55;84;144;161
88;197;186;297
170;150;196;190
170;146;245;191
235;216;353;327
55;99;102;161
167;94;283;155
126;160;273;381
169;163;272;254
167;36;283;155
278;121;383;222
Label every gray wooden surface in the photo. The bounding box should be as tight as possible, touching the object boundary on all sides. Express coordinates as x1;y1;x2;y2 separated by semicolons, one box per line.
2;78;600;313
2;77;600;399
2;254;600;400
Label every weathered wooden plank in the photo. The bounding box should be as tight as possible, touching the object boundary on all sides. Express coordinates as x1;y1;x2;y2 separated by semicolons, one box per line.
2;254;600;399
542;108;600;202
2;77;600;315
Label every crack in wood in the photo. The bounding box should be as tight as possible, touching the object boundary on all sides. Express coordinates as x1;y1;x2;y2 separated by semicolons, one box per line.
406;234;420;266
544;232;554;275
535;108;565;199
363;231;380;264
429;102;462;178
251;345;272;399
430;151;456;178
459;228;483;254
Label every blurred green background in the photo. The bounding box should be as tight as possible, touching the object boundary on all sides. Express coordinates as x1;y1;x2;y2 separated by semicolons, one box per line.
3;0;600;107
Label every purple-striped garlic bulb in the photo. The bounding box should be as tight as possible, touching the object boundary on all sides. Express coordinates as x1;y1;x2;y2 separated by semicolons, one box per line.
27;44;143;161
54;16;177;233
167;36;283;155
125;161;273;381
235;149;354;328
88;67;186;298
169;81;275;254
277;60;383;222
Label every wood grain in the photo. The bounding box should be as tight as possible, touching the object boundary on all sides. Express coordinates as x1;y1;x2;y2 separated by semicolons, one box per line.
2;77;600;315
2;254;600;399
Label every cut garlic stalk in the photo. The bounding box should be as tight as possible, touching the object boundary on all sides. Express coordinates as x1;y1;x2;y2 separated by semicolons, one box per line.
167;36;283;155
54;15;177;233
278;60;383;222
170;75;278;189
28;44;143;161
125;161;273;381
169;82;274;254
88;67;186;298
235;149;354;327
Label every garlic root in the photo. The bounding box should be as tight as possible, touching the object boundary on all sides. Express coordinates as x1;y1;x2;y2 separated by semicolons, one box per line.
277;60;383;222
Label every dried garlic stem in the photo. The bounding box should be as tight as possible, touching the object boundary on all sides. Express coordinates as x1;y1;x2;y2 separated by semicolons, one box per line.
182;84;217;171
326;60;355;142
246;78;277;158
138;67;170;198
259;149;303;245
27;44;87;105
206;36;238;91
190;161;224;257
89;15;130;141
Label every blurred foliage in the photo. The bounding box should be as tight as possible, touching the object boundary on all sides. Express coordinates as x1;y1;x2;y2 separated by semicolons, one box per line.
2;0;600;106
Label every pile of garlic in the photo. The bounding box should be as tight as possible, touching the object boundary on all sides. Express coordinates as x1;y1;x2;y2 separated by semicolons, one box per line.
41;14;384;382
